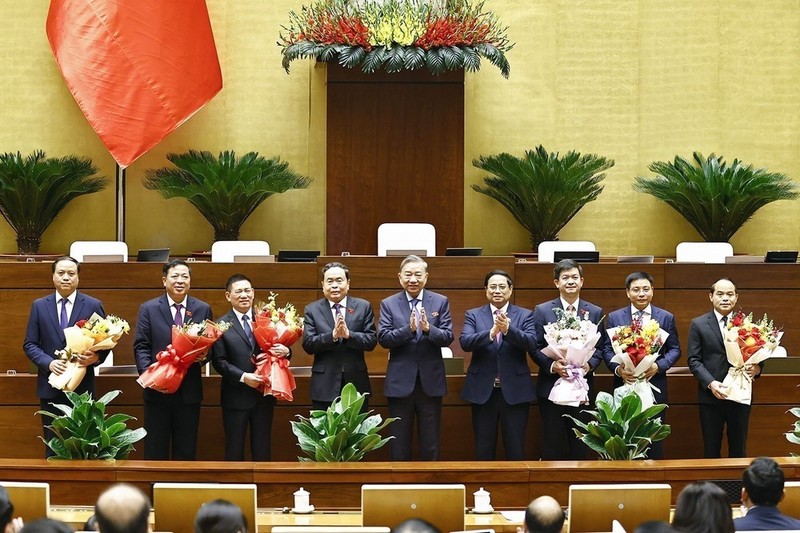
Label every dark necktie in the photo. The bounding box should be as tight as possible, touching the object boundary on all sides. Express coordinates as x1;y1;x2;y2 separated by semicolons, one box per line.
59;298;68;329
633;310;644;324
410;298;421;339
173;303;183;326
721;316;728;327
494;309;502;343
242;314;255;349
333;303;342;319
566;304;575;315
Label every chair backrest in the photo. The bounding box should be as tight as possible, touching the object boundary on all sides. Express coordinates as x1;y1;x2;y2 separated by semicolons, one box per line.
537;241;596;263
780;481;800;518
675;242;733;263
567;483;671;533
362;484;465;533
377;223;436;257
69;241;128;262
210;241;270;263
1;482;50;523
153;482;257;533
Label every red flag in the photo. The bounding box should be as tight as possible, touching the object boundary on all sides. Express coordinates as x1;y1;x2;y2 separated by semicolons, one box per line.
46;1;223;168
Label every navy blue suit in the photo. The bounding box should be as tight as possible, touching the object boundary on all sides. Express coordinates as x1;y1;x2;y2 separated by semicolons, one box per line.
532;297;604;460
734;506;800;531
460;304;536;460
134;294;212;460
302;296;377;410
602;305;681;458
23;291;109;456
378;289;453;460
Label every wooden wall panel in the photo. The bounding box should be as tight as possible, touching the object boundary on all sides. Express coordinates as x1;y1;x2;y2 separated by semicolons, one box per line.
325;65;464;255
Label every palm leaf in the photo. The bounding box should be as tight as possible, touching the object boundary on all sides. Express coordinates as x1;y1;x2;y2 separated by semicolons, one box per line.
634;152;798;242
473;145;612;249
144;150;311;241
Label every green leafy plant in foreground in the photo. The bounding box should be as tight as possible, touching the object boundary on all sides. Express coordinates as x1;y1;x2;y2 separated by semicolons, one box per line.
291;382;395;462
36;390;146;460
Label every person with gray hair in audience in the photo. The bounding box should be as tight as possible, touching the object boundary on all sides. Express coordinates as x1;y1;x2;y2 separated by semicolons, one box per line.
95;484;150;533
524;495;565;533
734;457;800;531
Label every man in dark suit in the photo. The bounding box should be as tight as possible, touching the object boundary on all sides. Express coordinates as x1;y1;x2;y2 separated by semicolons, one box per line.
378;255;454;461
602;271;681;459
532;259;604;460
134;259;213;460
460;270;537;460
23;256;109;457
688;278;760;458
211;273;289;461
734;457;800;531
302;262;377;411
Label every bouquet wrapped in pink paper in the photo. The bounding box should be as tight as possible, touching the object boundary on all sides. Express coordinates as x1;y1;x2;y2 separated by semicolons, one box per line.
137;320;228;394
541;308;601;406
251;293;303;401
721;311;782;405
607;317;669;409
49;313;130;392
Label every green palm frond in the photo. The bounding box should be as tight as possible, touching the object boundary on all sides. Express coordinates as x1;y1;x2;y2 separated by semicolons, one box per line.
634;152;799;242
0;151;107;254
472;146;612;250
144;150;311;241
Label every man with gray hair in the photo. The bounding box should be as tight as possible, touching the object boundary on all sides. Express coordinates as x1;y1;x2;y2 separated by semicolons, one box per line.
95;484;150;533
524;495;565;533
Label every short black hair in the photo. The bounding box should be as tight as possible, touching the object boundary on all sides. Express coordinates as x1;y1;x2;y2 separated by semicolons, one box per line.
163;258;191;277
52;256;80;274
194;499;248;533
710;278;737;294
625;271;653;289
484;270;512;288
672;482;734;533
0;486;13;530
19;519;73;533
225;273;252;292
743;456;785;507
553;258;582;279
322;262;350;280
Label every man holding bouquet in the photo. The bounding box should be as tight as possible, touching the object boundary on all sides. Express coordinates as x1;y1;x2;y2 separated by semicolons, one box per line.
378;255;454;461
302;262;377;411
688;278;760;458
23;256;109;457
134;259;213;460
602;271;681;459
211;274;289;461
532;259;605;460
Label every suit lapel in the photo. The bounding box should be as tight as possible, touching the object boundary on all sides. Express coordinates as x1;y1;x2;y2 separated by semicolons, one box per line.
71;292;87;326
321;300;336;330
227;310;250;345
343;299;357;329
158;295;173;325
708;312;725;345
45;294;61;333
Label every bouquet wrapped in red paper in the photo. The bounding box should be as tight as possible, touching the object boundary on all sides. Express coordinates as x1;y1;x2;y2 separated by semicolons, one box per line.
49;313;130;392
541;308;601;406
251;293;303;401
137;320;229;394
721;311;783;405
607;317;669;409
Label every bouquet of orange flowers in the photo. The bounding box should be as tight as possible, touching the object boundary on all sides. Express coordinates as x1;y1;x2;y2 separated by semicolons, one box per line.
607;317;669;408
721;311;782;404
251;293;303;401
49;313;130;392
541;308;601;406
137;320;229;394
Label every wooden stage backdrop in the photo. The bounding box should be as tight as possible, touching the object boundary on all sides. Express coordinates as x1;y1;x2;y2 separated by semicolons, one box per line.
0;258;798;463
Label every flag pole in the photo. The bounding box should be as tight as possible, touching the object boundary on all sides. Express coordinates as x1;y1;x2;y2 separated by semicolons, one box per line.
115;163;126;241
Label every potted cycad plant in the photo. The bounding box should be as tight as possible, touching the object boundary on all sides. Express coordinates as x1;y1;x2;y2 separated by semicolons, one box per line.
291;383;395;462
36;390;146;460
472;145;613;250
0;151;107;255
144;150;311;242
565;391;670;460
634;152;798;242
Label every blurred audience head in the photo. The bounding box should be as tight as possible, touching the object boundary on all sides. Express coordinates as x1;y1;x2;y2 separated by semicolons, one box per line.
391;518;440;533
524;495;565;533
95;484;150;533
635;520;675;533
194;500;247;533
742;456;785;507
0;487;14;533
18;519;71;533
672;482;733;533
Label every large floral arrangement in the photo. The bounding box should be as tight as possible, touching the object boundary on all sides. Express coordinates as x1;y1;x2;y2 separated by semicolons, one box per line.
721;311;782;404
607;318;669;409
279;0;512;77
251;293;304;401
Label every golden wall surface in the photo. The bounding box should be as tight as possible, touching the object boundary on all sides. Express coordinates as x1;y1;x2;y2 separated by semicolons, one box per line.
1;1;798;257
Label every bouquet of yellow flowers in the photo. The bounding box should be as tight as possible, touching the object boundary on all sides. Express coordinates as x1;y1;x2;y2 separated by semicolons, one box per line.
721;311;783;404
607;317;669;409
541;308;601;406
251;293;303;401
49;313;130;391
